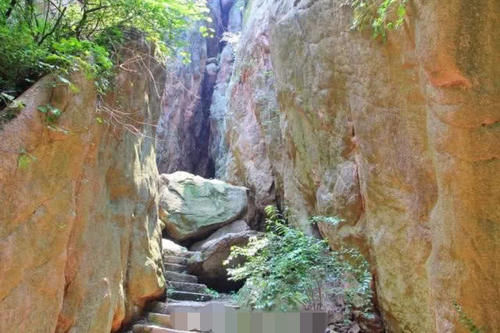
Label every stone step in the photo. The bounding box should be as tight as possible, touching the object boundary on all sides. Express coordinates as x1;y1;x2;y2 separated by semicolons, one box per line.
147;313;171;328
150;300;240;315
168;290;213;302
164;262;187;273
148;301;170;314
132;324;191;333
177;251;200;258
163;256;188;265
168;281;208;294
149;301;213;315
165;271;197;283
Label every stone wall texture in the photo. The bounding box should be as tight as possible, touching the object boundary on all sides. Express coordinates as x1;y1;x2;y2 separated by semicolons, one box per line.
208;0;500;331
0;42;166;332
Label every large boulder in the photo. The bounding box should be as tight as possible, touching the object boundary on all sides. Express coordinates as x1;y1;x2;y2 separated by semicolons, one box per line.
188;220;258;291
159;171;248;242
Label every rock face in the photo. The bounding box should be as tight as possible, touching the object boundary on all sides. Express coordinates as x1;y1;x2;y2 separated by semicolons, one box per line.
159;171;248;242
156;0;241;178
203;0;500;332
189;220;258;291
0;42;166;332
211;0;278;229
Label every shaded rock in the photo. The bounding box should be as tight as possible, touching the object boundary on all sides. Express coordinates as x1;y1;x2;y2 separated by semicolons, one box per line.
209;0;500;331
316;161;365;252
188;220;258;291
211;0;279;229
155;0;231;178
159;172;248;242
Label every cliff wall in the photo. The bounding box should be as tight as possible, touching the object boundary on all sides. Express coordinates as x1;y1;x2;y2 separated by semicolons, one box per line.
0;42;166;332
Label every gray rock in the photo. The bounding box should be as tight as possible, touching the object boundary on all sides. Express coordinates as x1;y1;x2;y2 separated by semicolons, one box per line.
162;238;188;256
159;172;248;241
188;220;258;291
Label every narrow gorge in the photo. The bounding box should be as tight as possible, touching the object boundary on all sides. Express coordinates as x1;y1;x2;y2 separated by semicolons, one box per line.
0;0;498;332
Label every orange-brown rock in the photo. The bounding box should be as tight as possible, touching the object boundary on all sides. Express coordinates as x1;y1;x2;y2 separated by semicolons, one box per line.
215;0;500;331
0;43;166;332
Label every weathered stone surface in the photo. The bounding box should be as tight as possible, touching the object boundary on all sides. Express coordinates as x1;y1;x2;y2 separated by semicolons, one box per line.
315;161;365;251
156;0;230;178
188;220;257;291
159;172;248;242
212;0;280;229
0;42;166;332
162;239;189;257
210;0;500;331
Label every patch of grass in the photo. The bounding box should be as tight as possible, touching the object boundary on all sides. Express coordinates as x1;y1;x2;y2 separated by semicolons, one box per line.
204;287;221;299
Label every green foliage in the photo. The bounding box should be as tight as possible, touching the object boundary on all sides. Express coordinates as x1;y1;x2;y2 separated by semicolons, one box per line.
225;206;373;313
349;0;408;39
37;104;62;124
0;97;24;126
453;302;483;333
204;287;221;299
0;0;209;106
310;215;343;227
18;149;36;169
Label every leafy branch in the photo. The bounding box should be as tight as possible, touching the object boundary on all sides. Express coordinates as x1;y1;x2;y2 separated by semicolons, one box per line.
225;206;374;314
349;0;408;40
0;0;210;109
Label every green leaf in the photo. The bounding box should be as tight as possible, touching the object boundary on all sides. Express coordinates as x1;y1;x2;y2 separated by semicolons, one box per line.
37;106;48;114
69;83;80;93
50;108;62;117
18;153;35;170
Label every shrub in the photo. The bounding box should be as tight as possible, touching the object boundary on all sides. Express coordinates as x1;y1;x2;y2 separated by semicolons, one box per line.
0;0;210;108
225;206;374;313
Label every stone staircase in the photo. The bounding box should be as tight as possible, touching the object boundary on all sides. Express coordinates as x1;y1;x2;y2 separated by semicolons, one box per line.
164;251;214;302
129;249;216;333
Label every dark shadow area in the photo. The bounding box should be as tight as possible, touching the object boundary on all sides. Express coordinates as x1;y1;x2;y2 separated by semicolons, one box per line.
199;276;244;293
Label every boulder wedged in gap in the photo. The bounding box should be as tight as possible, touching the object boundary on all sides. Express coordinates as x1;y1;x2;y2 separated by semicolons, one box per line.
159;171;248;242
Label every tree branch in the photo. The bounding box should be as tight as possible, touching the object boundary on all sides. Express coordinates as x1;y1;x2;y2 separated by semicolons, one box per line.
37;6;67;45
5;0;17;19
75;1;109;39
